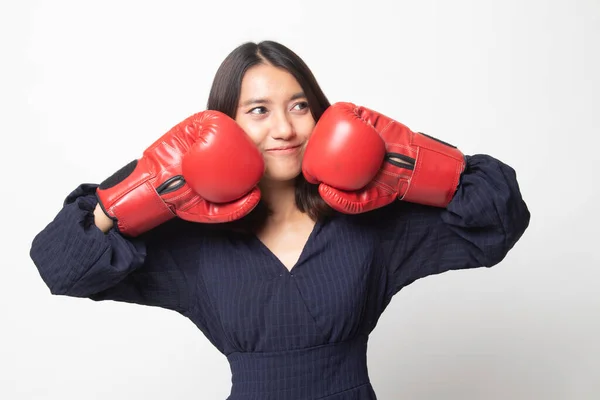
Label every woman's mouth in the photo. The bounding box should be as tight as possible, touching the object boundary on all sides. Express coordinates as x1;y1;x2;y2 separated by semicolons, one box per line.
265;144;302;155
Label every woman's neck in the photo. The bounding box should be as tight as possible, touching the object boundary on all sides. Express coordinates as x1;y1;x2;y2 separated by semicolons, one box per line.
259;178;303;224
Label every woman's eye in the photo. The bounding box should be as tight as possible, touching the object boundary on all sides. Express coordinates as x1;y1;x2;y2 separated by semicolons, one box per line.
248;106;267;115
292;101;309;111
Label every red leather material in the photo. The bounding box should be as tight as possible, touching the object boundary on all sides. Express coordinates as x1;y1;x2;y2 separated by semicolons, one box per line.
302;103;386;190
181;112;265;203
400;132;465;207
97;111;264;236
302;102;465;214
98;159;175;236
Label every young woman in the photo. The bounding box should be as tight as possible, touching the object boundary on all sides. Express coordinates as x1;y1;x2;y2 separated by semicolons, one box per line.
30;40;530;400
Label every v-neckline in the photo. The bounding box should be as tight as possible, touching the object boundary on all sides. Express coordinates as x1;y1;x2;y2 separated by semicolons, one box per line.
252;218;324;276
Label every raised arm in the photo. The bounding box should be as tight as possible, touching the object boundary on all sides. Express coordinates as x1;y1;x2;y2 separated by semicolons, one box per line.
30;109;265;310
378;154;530;298
302;102;530;298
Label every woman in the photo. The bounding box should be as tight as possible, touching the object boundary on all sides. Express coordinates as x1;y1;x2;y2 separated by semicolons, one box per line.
30;40;530;399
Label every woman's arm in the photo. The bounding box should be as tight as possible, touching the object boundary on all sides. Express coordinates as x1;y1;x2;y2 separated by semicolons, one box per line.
30;184;191;313
300;102;529;298
379;154;530;300
93;203;114;233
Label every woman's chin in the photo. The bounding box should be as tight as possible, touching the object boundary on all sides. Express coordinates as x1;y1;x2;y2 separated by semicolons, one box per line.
261;169;302;184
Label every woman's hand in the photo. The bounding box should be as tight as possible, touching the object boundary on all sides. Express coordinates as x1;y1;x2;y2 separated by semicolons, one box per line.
302;102;466;213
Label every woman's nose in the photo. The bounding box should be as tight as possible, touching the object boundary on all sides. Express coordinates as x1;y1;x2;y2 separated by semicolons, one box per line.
271;112;295;140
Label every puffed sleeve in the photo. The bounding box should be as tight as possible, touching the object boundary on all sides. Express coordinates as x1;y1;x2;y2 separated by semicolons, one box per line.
380;154;530;300
29;184;191;313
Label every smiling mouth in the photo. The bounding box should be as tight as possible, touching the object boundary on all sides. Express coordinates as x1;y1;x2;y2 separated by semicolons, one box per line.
265;144;302;154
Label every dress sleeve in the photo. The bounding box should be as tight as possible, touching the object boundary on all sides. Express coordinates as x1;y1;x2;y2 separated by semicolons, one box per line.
29;184;190;313
380;154;531;300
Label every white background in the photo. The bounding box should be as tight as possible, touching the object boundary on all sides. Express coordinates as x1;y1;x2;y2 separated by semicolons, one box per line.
2;0;599;399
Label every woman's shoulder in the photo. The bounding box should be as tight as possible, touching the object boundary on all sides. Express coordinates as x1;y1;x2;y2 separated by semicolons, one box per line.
332;200;438;228
140;217;216;246
139;216;250;259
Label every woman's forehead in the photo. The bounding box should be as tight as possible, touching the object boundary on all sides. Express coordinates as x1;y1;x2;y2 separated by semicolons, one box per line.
239;64;303;101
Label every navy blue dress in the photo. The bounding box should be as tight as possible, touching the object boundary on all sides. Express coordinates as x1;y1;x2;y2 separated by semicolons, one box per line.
30;154;530;399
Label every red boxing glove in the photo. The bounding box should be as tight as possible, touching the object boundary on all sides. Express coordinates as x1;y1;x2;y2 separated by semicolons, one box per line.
302;102;466;213
97;111;264;236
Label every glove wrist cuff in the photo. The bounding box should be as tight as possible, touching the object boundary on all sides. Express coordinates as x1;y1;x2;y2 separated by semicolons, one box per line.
400;132;466;208
96;160;175;236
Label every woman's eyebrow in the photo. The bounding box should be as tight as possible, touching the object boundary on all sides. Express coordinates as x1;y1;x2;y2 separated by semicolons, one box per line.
240;97;270;107
240;92;306;107
289;92;306;101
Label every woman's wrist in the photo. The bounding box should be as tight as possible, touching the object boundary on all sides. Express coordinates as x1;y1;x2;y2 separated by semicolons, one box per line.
93;203;114;233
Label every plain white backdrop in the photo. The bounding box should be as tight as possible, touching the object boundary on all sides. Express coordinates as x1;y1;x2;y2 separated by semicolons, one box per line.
2;0;599;399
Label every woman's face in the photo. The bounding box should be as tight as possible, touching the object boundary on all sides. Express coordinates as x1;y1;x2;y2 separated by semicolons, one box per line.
235;63;316;183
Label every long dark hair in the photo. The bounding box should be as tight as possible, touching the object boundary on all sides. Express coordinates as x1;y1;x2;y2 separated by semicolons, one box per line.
206;41;334;230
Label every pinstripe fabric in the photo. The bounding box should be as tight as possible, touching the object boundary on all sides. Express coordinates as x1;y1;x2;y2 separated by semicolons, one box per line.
30;154;530;399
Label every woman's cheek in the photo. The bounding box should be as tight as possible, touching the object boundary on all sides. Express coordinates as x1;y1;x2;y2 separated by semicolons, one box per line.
238;124;264;147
